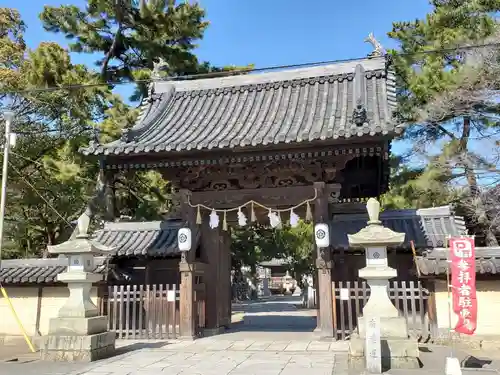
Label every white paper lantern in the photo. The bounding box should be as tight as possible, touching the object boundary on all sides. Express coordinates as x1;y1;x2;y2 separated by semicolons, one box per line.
178;227;192;252
314;223;330;248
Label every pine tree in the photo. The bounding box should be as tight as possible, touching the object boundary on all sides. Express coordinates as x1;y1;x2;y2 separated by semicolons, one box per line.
40;0;212;82
388;0;500;245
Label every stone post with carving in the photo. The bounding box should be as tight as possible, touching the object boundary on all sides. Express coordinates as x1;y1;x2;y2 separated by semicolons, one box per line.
347;198;419;372
40;232;116;362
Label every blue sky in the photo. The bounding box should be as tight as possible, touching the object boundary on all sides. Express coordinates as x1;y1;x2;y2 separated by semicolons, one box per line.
18;0;432;67
14;0;433;156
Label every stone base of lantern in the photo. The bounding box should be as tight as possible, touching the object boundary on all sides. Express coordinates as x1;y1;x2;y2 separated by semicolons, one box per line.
40;331;116;362
357;316;409;338
40;316;115;362
48;316;108;336
348;335;420;371
348;314;420;371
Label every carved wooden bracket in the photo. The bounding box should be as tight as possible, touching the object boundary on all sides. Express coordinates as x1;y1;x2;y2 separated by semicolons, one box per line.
162;156;355;192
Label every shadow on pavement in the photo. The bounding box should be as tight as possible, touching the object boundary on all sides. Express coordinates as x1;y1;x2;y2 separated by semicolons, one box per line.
370;345;499;375
228;315;316;333
228;295;317;333
114;340;170;355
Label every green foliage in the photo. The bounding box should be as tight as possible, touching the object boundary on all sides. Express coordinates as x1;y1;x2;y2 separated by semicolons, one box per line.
387;0;500;244
40;0;211;82
0;4;255;259
231;221;314;279
0;6;172;257
381;156;459;210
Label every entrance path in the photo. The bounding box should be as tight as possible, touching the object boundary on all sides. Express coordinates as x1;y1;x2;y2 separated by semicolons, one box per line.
230;295;317;336
2;296;499;374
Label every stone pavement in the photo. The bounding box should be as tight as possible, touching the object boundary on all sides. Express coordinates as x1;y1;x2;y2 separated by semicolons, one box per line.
1;296;500;374
3;336;500;374
2;337;500;375
0;337;345;375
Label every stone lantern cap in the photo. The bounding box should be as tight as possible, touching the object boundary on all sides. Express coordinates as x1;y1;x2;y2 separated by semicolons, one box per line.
47;233;116;277
47;233;116;257
347;198;405;247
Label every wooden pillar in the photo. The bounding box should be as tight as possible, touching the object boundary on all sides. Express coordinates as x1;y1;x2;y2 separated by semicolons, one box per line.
179;189;197;338
313;181;334;338
201;217;222;332
220;229;232;328
201;216;232;333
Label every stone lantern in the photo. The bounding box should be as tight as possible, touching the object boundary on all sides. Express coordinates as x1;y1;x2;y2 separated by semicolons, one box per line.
347;198;419;372
40;231;117;362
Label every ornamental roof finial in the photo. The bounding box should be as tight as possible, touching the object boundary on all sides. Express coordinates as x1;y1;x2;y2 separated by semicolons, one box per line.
364;32;385;57
152;57;169;80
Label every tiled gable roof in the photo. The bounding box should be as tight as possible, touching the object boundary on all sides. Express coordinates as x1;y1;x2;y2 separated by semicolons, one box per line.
0;219;191;284
415;247;500;275
92;219;192;257
0;257;107;284
82;57;397;156
330;205;467;249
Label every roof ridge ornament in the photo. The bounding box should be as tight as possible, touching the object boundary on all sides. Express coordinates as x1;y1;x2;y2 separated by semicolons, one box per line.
364;32;386;58
352;100;367;126
152;57;169;80
120;127;130;142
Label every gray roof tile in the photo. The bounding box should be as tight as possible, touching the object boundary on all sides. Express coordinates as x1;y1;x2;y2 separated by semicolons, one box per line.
415;247;500;275
330;205;467;249
0;219;190;284
0;257;107;284
92;219;192;257
82;57;397;156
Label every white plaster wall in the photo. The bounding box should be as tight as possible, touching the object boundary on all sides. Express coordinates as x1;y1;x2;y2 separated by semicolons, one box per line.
434;279;500;336
0;285;99;336
0;287;39;336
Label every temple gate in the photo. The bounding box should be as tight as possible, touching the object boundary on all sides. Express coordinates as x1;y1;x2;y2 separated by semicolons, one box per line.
81;48;398;338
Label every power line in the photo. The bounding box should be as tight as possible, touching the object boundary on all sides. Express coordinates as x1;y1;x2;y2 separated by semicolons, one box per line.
9;161;74;228
7;151;163;214
10;150;99;185
1;41;499;95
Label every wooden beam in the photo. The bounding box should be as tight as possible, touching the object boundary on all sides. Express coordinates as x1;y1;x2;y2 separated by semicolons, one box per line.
190;184;341;209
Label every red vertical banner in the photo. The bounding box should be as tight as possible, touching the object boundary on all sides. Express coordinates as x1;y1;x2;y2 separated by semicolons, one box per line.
449;237;477;335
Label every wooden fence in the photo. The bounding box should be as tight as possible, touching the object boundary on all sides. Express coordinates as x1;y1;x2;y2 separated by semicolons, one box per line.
332;280;434;341
101;284;180;339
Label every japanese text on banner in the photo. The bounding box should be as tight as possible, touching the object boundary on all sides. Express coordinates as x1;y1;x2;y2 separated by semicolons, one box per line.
450;237;477;335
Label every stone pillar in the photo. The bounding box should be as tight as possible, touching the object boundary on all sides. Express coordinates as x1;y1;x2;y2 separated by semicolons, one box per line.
40;233;116;362
347;198;419;371
313;182;334;338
